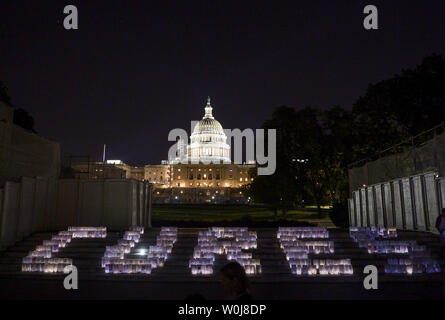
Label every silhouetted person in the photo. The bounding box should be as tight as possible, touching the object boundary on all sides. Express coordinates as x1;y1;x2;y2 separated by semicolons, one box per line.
436;208;445;258
220;262;252;300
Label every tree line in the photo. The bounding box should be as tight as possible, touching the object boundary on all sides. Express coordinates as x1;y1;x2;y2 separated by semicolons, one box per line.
244;54;445;224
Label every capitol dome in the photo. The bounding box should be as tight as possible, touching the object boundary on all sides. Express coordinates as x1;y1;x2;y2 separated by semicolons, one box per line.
188;97;231;164
192;117;224;135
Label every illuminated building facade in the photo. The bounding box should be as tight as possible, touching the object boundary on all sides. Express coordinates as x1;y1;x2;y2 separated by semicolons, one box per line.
68;98;255;203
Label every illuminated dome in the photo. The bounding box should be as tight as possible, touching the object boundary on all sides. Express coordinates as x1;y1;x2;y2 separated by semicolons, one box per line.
189;97;231;164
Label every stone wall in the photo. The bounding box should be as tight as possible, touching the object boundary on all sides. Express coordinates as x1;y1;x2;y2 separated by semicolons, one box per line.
0;178;153;250
348;172;443;233
0;105;60;186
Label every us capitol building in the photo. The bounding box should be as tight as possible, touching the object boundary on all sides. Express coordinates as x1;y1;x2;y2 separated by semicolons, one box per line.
70;98;255;203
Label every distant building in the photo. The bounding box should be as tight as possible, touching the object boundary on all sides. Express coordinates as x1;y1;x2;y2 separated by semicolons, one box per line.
69;159;144;181
68;98;256;203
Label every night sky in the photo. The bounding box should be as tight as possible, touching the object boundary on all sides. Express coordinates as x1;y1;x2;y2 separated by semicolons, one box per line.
1;0;444;166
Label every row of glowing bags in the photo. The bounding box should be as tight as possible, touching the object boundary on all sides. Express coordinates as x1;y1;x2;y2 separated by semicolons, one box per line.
160;227;178;232
189;257;260;267
279;240;334;246
367;245;426;254
105;244;173;254
68;227;106;232
357;240;416;247
350;226;397;234
104;264;152;274
349;228;397;239
22;257;72;264
357;241;417;249
27;231;76;256
277;233;329;239
104;252;169;260
193;247;250;256
190;265;261;275
23;231;75;263
210;227;248;233
282;247;335;254
352;232;399;241
291;265;354;275
278;227;328;232
368;240;416;246
28;250;52;258
190;249;259;264
189;259;261;270
129;226;144;234
71;231;107;238
384;264;441;274
123;233;141;242
231;258;261;266
34;245;61;253
22;263;72;273
189;258;215;266
58;230;107;238
367;247;410;254
193;252;216;259
102;258;164;268
197;237;257;244
191;265;214;275
284;247;334;260
199;231;257;238
387;258;438;265
216;233;257;240
193;244;256;254
197;240;257;248
195;244;247;254
289;259;352;267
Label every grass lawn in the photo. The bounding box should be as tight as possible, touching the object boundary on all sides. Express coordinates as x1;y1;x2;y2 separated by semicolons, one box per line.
152;205;333;227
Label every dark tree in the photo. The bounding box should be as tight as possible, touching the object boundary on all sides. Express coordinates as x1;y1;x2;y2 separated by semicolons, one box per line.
0;81;11;105
352;54;445;158
243;106;299;217
13;108;37;133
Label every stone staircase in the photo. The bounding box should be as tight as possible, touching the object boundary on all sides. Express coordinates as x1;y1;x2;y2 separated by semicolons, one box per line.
0;228;443;282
